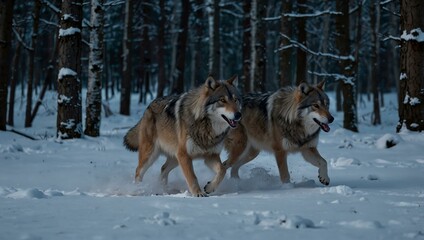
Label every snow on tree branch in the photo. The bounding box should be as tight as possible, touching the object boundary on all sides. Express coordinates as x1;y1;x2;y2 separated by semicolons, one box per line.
264;9;342;21
401;28;424;42
308;71;355;86
277;33;355;62
41;0;61;14
12;26;33;51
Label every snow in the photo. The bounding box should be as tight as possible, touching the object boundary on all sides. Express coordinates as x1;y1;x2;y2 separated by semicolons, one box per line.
58;27;81;38
1;91;424;240
58;67;77;80
401;28;424;42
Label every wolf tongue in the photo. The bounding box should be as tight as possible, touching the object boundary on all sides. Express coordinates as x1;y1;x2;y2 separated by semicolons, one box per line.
321;123;330;132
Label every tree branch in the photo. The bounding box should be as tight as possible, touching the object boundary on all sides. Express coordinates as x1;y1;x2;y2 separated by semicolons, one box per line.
277;33;355;61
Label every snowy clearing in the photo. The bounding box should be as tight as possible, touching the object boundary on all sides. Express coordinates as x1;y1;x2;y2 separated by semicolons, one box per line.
1;92;423;240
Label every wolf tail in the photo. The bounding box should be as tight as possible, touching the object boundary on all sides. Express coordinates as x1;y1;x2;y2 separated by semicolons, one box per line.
123;122;140;152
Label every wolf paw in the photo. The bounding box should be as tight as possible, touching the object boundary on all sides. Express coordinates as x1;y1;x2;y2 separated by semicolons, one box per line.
194;192;208;197
318;175;330;186
204;181;215;194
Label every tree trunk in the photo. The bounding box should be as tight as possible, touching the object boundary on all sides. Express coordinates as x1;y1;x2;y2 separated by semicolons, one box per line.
31;34;59;124
25;0;41;128
370;1;381;125
191;0;205;87
171;0;190;94
8;37;21;127
249;0;257;92
254;0;267;92
353;0;362;101
335;0;358;132
397;0;424;132
208;0;220;78
120;0;134;116
242;0;251;92
295;0;307;85
0;0;15;131
156;0;166;97
85;0;105;137
57;0;83;139
279;0;292;87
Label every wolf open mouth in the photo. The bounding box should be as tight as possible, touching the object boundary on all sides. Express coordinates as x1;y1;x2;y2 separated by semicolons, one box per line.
221;115;238;128
313;118;330;132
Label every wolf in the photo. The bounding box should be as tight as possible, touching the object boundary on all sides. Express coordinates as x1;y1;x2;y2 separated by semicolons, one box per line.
223;80;334;186
123;75;242;197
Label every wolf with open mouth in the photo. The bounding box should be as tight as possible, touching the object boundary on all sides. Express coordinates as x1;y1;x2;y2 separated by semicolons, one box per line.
224;81;334;186
124;75;241;197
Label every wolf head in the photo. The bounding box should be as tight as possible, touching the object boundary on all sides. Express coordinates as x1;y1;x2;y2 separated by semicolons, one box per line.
296;80;334;132
203;75;242;129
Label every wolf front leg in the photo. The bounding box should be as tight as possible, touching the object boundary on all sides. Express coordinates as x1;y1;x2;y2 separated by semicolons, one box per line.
203;154;226;194
273;146;290;184
176;148;207;197
301;147;330;185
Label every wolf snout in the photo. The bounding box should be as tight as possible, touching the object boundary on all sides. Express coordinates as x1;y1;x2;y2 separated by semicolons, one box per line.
234;112;242;121
328;115;334;123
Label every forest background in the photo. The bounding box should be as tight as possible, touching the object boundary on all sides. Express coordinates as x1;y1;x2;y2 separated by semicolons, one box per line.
0;0;422;138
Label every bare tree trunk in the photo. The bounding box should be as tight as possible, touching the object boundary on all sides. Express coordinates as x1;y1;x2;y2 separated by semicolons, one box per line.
353;0;363;103
156;0;166;97
335;0;358;132
85;0;105;137
207;0;220;78
279;0;292;87
171;0;190;94
370;1;381;125
8;37;21;127
254;0;267;92
31;34;59;124
192;0;205;87
397;0;424;132
249;0;257;92
57;0;83;139
120;0;134;116
242;0;251;92
25;0;41;128
0;0;15;131
295;0;307;85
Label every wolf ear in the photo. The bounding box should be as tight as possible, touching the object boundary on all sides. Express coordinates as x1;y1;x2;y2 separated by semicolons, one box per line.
227;75;238;87
205;75;219;90
298;82;311;95
316;80;326;90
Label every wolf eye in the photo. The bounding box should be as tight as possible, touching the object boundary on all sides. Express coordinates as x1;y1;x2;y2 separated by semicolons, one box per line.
219;98;226;103
312;104;320;108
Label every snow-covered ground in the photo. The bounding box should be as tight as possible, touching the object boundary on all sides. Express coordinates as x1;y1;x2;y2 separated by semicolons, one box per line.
1;90;423;240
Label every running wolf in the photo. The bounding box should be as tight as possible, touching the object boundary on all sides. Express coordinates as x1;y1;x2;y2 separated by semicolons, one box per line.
124;75;242;197
223;81;334;186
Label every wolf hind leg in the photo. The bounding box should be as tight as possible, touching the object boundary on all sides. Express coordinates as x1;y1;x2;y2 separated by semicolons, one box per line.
160;157;178;190
223;127;248;169
230;147;260;179
301;147;330;185
134;142;159;183
204;154;226;194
